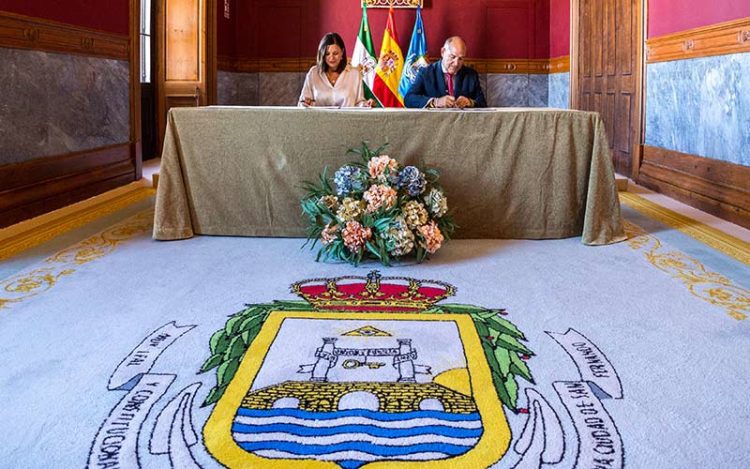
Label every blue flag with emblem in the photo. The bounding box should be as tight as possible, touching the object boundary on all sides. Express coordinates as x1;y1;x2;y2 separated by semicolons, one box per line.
398;6;429;98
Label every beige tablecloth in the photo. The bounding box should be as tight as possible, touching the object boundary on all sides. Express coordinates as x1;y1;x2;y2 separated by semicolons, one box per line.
153;106;625;245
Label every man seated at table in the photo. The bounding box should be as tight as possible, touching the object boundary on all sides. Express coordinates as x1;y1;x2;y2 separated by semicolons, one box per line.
404;36;487;109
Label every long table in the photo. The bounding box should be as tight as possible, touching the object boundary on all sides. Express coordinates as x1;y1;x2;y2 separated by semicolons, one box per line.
153;106;626;245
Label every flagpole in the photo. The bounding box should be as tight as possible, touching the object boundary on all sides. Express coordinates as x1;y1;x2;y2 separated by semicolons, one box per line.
398;3;428;99
352;1;383;107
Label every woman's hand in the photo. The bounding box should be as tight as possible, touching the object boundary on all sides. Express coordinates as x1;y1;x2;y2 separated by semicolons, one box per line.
358;99;376;108
301;97;315;107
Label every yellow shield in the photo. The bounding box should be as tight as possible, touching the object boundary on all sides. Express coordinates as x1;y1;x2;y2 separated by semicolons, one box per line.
204;311;511;468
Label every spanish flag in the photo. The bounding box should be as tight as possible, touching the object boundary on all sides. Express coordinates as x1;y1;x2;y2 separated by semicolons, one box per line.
373;7;404;107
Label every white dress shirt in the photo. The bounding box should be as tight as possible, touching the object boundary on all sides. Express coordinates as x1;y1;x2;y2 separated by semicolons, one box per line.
298;64;366;107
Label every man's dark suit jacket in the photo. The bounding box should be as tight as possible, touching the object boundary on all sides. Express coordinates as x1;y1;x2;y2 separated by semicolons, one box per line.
404;61;487;108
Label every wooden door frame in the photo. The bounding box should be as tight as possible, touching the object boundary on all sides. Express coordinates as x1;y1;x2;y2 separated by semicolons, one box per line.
569;0;645;179
154;0;217;155
206;0;217;105
129;0;142;179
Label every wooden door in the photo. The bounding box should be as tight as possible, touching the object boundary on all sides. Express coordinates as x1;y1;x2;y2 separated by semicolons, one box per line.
155;0;216;153
140;0;157;159
572;0;643;177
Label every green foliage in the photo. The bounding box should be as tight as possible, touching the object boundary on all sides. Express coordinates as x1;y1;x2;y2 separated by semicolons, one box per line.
347;140;390;167
300;141;456;266
427;304;535;411
199;300;315;406
200;299;533;413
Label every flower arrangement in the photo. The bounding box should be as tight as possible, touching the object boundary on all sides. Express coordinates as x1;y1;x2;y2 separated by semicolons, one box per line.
301;142;456;266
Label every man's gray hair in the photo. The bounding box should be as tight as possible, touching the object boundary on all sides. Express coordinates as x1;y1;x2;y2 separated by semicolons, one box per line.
443;36;465;49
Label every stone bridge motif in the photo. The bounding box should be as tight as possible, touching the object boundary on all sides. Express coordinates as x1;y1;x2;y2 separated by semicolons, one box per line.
241;381;478;414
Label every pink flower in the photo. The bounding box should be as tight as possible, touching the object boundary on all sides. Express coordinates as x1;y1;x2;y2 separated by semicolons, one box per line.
418;221;444;254
342;221;372;253
363;184;397;213
368;155;398;179
320;223;339;245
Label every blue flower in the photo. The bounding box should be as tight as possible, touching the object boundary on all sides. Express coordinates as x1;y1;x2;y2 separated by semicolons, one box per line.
398;166;426;196
334;166;365;197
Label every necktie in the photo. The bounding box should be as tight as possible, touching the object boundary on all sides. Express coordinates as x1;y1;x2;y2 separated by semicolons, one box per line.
445;73;454;96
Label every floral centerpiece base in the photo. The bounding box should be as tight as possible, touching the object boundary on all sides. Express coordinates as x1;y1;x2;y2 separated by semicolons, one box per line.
301;142;455;266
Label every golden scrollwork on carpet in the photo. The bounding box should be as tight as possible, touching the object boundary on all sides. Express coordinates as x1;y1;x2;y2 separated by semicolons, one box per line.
49;210;154;265
0;187;154;262
625;221;750;321
620;192;750;266
0;209;154;310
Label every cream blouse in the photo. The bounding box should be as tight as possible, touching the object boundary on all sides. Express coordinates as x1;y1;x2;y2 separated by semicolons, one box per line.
298;64;366;107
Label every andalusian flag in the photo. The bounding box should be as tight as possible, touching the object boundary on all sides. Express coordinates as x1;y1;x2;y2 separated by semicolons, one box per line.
399;6;429;99
373;7;404;107
351;4;381;106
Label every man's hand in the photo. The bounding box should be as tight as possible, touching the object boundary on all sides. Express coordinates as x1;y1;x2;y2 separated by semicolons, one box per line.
435;95;456;108
455;96;473;108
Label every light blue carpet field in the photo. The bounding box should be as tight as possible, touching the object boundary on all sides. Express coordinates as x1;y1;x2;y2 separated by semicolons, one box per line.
1;195;748;469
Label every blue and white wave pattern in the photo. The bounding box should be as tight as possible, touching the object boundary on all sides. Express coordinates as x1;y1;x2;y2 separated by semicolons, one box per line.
232;407;483;469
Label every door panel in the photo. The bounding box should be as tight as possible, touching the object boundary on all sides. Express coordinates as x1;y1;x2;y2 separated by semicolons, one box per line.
615;93;633;153
574;0;643;176
605;91;616;148
155;0;216;152
166;0;200;81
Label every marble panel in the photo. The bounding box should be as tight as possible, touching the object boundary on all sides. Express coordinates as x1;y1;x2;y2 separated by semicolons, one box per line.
258;72;305;106
217;71;259;106
645;53;750;167
548;72;570;109
486;74;530;107
528;74;549;108
479;74;488;104
0;47;129;165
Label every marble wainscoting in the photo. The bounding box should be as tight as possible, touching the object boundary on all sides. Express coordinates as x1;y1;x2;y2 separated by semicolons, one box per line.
217;71;259;105
259;72;306;106
645;52;750;167
548;72;570;109
484;74;549;108
217;72;304;106
0;47;129;165
218;71;560;108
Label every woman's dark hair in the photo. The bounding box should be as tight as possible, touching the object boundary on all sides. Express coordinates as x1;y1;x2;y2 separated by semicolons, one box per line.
316;32;347;73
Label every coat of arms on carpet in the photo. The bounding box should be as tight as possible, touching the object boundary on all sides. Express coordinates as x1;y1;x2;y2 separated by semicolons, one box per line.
87;271;626;468
201;271;534;468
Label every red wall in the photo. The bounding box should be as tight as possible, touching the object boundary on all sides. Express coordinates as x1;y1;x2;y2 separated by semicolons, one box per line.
0;0;129;35
231;0;551;60
549;0;569;57
218;0;236;57
648;0;750;37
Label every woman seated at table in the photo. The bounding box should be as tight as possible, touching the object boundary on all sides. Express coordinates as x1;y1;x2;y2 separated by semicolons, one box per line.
299;32;373;108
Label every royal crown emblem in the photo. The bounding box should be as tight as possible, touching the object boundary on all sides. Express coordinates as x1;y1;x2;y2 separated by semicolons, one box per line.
378;51;400;77
291;270;455;312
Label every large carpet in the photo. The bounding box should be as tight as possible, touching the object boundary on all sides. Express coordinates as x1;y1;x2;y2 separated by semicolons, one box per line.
1;190;748;469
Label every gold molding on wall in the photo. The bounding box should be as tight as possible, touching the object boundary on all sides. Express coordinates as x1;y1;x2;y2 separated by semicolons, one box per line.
218;56;572;75
218;56;317;73
549;55;570;73
0;11;129;60
469;58;550;74
363;0;422;7
646;16;750;63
